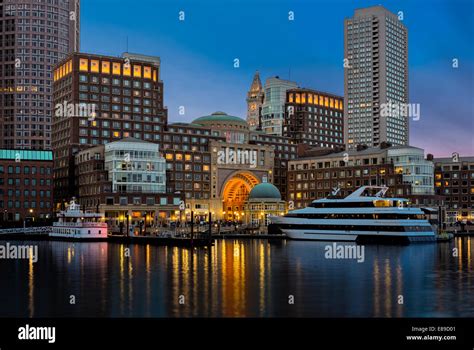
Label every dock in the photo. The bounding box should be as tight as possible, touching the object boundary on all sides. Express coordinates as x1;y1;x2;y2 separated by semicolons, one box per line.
107;234;214;247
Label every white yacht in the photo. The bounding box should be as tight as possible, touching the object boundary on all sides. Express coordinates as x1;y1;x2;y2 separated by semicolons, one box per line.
270;186;436;243
50;198;107;240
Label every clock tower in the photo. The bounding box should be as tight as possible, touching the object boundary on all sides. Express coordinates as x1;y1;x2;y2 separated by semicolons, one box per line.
246;71;264;131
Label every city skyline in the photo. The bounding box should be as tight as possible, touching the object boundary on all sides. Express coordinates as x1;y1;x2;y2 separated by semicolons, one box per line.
80;0;474;157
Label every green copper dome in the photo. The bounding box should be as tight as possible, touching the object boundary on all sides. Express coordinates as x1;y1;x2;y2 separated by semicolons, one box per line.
193;111;247;125
248;183;282;200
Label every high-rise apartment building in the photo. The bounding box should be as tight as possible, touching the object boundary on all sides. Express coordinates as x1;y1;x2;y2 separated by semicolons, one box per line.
51;52;166;206
344;6;408;149
261;76;297;136
246;71;264;130
283;88;344;148
0;0;80;150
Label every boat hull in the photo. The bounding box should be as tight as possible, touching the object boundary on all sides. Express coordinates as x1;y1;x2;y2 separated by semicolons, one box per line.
50;224;108;240
282;228;435;242
271;217;436;242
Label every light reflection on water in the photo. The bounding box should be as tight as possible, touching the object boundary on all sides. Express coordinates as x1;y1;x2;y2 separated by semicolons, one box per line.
0;238;473;317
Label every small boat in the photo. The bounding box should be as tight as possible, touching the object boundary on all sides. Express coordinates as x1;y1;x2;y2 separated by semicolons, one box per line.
270;186;436;243
50;198;107;240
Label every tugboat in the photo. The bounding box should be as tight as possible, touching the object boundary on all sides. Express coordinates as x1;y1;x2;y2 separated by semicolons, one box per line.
50;198;107;240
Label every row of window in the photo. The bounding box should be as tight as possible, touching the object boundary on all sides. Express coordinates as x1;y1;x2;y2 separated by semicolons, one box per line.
0;178;51;186
0;200;51;209
2;189;51;197
165;153;211;163
287;93;343;110
0;165;51;174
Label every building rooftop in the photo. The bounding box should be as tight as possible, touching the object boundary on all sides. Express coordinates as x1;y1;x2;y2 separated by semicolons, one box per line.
112;137;155;144
0;149;52;161
193;111;247;125
292;145;425;161
248;182;282;201
433;156;474;163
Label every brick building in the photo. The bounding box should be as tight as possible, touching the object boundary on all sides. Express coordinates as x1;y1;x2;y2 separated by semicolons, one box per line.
0;149;53;224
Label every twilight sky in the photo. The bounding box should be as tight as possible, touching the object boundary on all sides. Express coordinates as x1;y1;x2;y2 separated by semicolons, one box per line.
80;0;473;157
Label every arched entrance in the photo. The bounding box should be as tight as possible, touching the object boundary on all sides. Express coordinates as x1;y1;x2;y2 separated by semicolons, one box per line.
221;171;260;221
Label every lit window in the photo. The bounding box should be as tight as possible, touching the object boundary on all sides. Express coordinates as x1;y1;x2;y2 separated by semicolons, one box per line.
153;70;157;82
133;65;142;78
143;66;152;79
203;165;210;171
319;96;324;105
165;154;173;160
123;63;131;76
295;93;300;103
102;61;110;74
289;94;294;103
176;154;183;161
185;154;191;161
113;131;120;138
112;62;121;75
308;94;313;104
91;60;100;73
79;58;89;71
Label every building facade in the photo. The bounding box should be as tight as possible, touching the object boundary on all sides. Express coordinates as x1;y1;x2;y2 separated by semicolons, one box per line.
75;138;177;233
167;111;297;221
344;6;408;149
0;149;53;224
287;145;433;209
261;76;297;136
284;88;344;148
246;71;264;131
243;182;286;227
52;52;166;206
0;0;80;150
387;146;434;195
434;156;474;223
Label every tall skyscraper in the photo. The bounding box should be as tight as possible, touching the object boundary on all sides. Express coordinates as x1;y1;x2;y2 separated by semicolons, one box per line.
261;76;297;136
344;6;408;149
246;71;264;130
0;0;80;150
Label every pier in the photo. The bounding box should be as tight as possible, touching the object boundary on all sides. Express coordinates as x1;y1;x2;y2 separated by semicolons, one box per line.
0;226;51;240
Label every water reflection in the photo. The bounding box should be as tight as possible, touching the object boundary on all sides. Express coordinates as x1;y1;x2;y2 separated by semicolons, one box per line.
0;238;473;317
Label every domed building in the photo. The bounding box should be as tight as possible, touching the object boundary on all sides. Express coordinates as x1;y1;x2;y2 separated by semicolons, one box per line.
163;110;293;224
193;111;250;144
244;181;286;227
